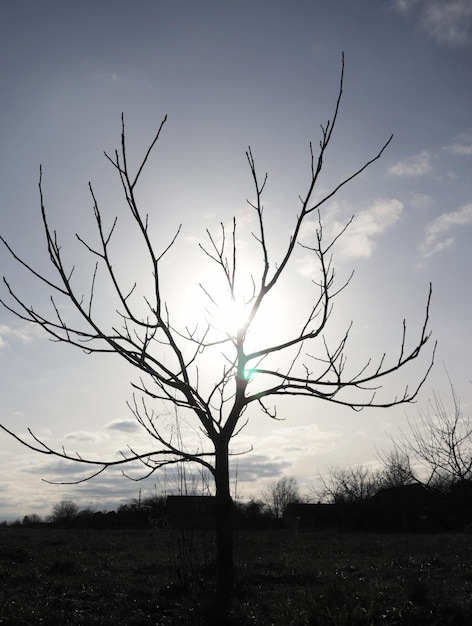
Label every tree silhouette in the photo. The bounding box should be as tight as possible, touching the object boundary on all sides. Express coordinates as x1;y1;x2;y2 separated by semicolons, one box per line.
261;476;301;519
49;499;79;526
0;55;434;620
396;373;472;490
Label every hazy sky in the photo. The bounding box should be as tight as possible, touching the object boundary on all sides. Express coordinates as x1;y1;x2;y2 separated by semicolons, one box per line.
0;0;471;520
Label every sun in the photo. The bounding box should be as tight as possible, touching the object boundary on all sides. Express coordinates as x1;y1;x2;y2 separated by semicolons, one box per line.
220;296;250;334
208;292;250;337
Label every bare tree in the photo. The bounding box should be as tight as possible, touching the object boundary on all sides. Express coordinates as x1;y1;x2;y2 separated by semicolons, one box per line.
317;465;383;504
261;476;301;519
0;55;434;618
49;499;79;526
22;513;43;526
316;451;415;505
378;449;415;488
396;374;472;492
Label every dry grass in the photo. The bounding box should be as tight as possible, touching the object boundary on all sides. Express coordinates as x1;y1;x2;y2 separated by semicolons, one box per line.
1;527;472;624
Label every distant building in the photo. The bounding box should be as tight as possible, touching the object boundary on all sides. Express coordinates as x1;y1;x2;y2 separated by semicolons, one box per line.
284;503;343;531
371;483;443;532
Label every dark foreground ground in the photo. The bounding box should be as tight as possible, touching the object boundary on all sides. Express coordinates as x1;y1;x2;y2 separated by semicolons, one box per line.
1;527;472;625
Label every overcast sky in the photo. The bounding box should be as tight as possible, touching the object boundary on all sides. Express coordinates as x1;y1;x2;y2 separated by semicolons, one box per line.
0;0;471;520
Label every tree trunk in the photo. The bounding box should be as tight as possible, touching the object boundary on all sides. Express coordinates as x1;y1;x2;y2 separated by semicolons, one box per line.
212;438;234;623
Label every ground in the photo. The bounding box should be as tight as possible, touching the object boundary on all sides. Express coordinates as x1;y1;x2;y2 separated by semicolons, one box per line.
1;527;471;624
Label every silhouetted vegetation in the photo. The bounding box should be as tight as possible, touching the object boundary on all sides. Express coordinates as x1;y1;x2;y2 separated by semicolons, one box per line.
49;499;79;526
393;375;472;492
261;476;301;521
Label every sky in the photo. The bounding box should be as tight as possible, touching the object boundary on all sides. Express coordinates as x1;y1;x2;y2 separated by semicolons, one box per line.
0;0;471;521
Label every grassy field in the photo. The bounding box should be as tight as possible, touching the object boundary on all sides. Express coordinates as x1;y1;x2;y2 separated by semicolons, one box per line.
1;526;472;624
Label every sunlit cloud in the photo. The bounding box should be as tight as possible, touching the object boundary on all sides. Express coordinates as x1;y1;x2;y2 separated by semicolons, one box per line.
410;193;432;208
389;151;432;176
393;0;420;11
296;199;404;274
229;454;292;484
105;418;141;432
423;1;472;46
420;203;472;258
392;0;472;46
332;199;404;260
443;132;472;156
238;424;342;472
64;431;100;442
10;455;163;515
0;323;44;347
22;458;95;479
93;70;123;84
446;143;472;156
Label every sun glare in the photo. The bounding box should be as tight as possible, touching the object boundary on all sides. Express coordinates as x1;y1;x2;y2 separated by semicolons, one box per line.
211;294;250;336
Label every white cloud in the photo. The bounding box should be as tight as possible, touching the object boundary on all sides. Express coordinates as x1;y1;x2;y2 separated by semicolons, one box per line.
105;418;141;433
236;424;341;486
64;431;100;442
0;323;44;347
420;203;472;258
227;454;292;484
392;0;420;12
410;193;432;208
389;151;432;177
423;1;472;46
296;199;404;271
392;0;472;46
93;70;123;84
444;143;472;156
333;199;404;260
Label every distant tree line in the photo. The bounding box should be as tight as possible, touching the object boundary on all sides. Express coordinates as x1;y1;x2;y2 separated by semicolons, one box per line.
8;479;298;531
5;376;471;533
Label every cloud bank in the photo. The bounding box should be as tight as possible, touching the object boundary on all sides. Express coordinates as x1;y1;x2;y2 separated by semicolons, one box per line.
389;151;432;177
393;0;472;47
